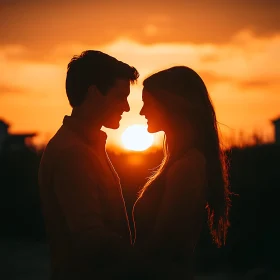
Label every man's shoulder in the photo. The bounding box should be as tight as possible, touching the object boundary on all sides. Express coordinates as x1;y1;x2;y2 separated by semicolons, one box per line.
44;141;95;166
44;125;81;154
40;126;91;167
40;142;101;184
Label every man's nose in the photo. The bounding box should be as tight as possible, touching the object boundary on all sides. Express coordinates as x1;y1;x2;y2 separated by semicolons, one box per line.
139;106;144;116
123;100;130;112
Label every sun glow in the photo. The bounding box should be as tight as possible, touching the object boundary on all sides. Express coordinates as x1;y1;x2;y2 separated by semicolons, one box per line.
121;125;154;151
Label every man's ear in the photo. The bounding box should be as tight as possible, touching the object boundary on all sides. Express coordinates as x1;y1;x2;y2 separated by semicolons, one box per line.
88;85;104;98
88;85;98;96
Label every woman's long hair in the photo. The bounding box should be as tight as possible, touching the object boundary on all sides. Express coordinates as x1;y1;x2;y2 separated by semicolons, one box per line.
138;66;231;247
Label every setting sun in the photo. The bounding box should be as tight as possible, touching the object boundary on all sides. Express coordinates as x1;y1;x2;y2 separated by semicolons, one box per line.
121;125;154;151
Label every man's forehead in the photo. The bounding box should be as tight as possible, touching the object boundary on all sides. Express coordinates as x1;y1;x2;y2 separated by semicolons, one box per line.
111;79;130;96
114;79;130;88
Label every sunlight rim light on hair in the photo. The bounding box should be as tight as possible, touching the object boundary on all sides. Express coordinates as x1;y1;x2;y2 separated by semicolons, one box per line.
121;125;154;151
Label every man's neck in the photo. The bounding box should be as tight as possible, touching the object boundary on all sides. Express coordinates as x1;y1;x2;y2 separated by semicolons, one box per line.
71;109;102;131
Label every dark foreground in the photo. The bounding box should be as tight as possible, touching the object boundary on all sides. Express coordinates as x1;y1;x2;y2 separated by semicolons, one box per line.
1;238;279;280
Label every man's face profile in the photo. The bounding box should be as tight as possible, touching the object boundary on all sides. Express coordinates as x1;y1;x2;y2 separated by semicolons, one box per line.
102;79;130;129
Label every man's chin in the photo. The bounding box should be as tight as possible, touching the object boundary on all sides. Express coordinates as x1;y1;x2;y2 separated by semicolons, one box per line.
103;121;120;130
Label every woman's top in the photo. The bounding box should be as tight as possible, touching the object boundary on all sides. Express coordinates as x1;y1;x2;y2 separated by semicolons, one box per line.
132;148;206;279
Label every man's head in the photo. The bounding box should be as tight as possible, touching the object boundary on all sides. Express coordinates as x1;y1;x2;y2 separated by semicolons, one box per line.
66;50;139;129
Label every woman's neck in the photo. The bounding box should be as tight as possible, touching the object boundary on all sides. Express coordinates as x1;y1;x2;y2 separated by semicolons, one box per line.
165;124;196;160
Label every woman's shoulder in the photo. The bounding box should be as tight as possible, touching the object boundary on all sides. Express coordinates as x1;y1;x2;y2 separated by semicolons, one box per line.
166;148;206;187
171;148;205;172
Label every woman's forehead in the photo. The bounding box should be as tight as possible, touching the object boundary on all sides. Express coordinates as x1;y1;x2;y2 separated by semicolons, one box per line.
142;88;155;101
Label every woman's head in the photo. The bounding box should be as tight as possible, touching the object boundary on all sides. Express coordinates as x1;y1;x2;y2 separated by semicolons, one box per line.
140;66;231;247
141;66;214;142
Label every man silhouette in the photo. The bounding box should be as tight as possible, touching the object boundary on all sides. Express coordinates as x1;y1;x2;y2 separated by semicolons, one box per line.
38;50;139;279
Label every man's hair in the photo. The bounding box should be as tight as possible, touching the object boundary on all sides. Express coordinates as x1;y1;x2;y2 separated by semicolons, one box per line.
66;50;139;107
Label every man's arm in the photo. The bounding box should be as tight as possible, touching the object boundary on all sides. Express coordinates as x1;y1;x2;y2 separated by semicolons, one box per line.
53;146;125;259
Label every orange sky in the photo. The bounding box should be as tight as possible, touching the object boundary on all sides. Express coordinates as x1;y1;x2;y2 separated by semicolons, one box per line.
0;0;280;149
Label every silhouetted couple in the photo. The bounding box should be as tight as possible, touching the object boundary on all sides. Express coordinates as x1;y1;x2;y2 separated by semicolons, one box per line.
39;51;231;280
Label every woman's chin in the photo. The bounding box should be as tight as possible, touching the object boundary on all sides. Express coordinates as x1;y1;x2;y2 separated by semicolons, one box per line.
147;125;160;134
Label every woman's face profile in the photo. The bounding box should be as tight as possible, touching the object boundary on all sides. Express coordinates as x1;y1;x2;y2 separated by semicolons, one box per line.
139;89;166;133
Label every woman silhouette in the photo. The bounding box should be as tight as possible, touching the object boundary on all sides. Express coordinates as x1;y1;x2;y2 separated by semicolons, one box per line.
132;66;231;279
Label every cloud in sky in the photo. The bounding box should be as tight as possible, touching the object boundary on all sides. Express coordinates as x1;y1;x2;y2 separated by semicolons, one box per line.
0;29;279;146
1;0;280;58
0;84;27;95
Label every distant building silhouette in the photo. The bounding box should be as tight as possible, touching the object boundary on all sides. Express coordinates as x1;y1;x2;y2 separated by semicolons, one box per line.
0;119;36;153
272;117;280;144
